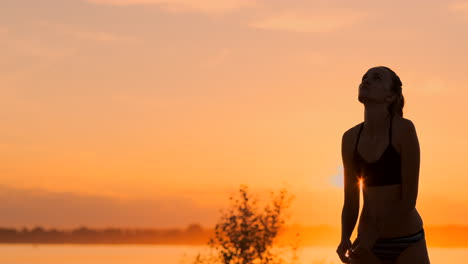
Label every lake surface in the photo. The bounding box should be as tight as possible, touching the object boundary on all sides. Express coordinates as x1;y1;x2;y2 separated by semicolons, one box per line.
0;244;466;264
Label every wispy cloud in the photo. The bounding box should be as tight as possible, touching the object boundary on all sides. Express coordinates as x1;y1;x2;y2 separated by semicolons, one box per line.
420;78;446;95
0;185;219;228
38;21;138;44
1;21;137;78
84;0;257;14
0;25;8;35
199;48;232;69
328;165;344;188
65;29;123;42
249;8;367;33
449;1;468;12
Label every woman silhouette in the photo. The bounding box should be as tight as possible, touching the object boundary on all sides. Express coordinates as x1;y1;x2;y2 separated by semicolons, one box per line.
336;66;430;264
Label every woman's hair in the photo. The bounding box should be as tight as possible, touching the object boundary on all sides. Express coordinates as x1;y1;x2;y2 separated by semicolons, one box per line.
379;66;404;117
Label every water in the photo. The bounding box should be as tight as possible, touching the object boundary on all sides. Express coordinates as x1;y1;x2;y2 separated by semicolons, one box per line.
0;244;466;264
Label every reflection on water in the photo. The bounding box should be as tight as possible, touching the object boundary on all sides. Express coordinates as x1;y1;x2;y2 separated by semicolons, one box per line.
0;244;465;264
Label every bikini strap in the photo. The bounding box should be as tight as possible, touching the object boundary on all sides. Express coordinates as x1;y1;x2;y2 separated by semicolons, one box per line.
356;115;392;153
354;122;364;155
389;113;393;144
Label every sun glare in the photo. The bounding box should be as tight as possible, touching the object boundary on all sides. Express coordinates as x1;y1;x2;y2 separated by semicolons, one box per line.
358;177;364;191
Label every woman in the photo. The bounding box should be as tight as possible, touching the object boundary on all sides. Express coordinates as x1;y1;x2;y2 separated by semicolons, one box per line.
336;66;430;264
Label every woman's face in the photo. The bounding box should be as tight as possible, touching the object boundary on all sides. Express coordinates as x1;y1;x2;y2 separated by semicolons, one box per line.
358;67;395;104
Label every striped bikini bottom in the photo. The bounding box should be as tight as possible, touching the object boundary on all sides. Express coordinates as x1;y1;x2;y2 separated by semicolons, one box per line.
354;228;425;264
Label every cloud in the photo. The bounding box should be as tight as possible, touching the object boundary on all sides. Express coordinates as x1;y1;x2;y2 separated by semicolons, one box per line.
83;0;257;14
38;21;138;44
1;28;78;77
1;21;137;80
328;165;344;188
448;1;468;21
198;48;232;68
249;8;367;33
64;29;123;42
0;25;8;35
449;1;468;12
420;78;446;95
0;20;140;78
0;185;219;228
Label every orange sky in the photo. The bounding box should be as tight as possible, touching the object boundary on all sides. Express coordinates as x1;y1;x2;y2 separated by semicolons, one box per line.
1;0;468;228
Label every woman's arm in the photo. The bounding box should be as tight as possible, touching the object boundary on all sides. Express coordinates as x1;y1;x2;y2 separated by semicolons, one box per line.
400;120;421;212
341;130;360;241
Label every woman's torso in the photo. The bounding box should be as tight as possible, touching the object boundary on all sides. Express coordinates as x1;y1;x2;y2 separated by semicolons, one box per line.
359;184;423;237
351;115;423;238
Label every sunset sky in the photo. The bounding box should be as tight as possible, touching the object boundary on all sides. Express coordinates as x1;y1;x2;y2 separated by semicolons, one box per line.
1;0;468;229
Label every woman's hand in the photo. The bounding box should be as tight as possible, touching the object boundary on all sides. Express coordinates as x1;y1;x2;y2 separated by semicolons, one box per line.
348;229;380;262
348;239;372;262
336;238;352;263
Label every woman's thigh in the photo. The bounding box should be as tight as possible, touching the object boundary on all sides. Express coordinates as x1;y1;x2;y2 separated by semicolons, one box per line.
394;238;430;264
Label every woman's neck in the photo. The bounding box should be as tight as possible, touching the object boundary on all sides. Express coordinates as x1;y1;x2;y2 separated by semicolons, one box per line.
363;104;391;136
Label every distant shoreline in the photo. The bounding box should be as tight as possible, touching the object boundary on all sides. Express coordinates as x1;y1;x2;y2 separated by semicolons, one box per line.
0;224;466;248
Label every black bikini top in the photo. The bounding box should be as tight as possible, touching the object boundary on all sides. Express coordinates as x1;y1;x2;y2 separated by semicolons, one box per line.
353;114;402;187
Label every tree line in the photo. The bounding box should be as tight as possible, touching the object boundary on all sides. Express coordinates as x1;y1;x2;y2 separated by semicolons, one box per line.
0;223;212;244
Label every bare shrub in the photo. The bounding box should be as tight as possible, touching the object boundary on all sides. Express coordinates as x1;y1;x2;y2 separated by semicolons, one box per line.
185;184;301;264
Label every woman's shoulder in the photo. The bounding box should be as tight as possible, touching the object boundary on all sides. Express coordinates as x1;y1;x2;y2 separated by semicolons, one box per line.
341;122;364;154
395;116;418;146
343;122;364;141
392;116;418;153
394;116;417;133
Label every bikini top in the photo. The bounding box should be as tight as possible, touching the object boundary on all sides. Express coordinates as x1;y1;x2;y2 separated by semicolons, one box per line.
353;114;402;187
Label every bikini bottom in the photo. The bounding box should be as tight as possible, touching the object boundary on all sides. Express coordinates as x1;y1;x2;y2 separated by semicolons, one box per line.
354;228;425;264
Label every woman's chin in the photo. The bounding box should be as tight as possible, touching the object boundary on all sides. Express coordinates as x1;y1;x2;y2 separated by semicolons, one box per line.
358;95;367;103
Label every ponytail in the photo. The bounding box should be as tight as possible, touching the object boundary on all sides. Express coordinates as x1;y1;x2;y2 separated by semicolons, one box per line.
389;93;404;117
379;66;404;117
